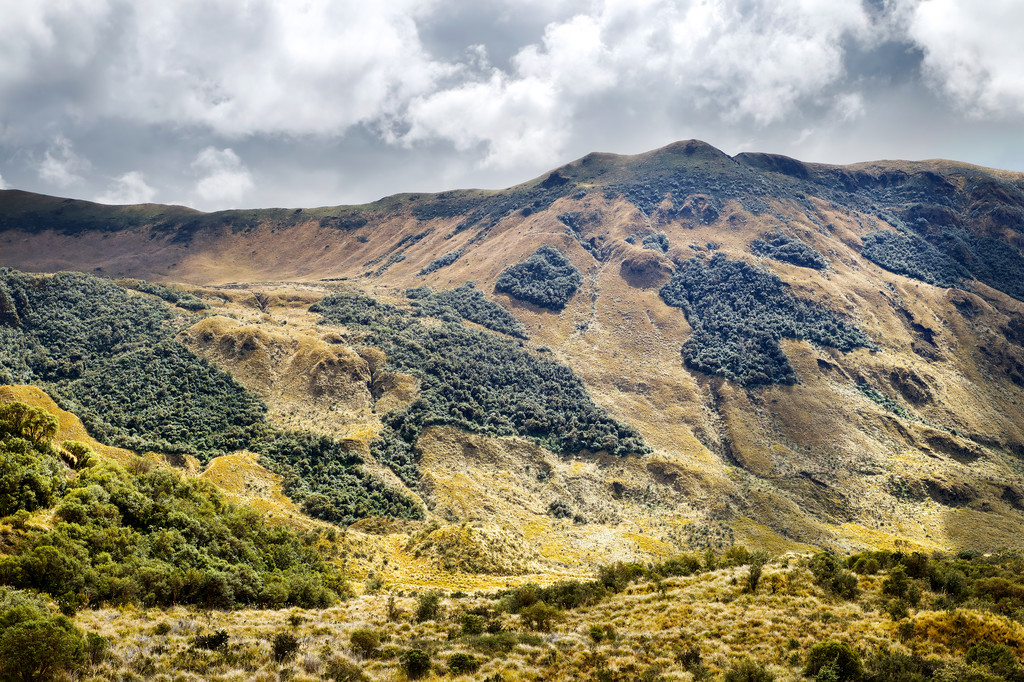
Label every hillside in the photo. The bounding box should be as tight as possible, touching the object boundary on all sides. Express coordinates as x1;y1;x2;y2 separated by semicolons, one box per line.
2;139;1024;570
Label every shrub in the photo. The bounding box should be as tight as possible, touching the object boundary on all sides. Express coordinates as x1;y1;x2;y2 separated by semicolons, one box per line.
415;591;441;622
324;656;367;682
494;246;582;311
272;632;300;662
449;652;480;675
804;641;864;681
400;648;432;679
965;642;1023;679
658;553;702;577
861;230;964;288
193;630;229;651
520;601;562;632
747;559;765;594
659;254;870;386
0;617;86;682
751;232;827;269
809;552;860;600
724;658;776;682
862;648;938;682
460;613;486;636
883;566;910;599
350;628;380;658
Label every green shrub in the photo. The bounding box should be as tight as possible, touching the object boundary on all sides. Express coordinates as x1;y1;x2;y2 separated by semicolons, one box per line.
964;642;1023;680
520;601;562;632
658;553;703;577
193;630;229;651
804;641;864;681
415;591;441;622
883;566;910;599
494;246;582;311
407;283;528;339
751;232;826;269
460;613;486;636
400;648;432;679
324;656;367;682
659;255;870;386
0;616;86;681
84;631;109;666
724;658;775;682
809;552;861;600
272;632;300;662
350;628;380;658
448;652;480;675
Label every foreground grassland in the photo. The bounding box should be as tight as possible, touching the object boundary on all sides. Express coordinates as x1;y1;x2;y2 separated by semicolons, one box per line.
65;551;1024;681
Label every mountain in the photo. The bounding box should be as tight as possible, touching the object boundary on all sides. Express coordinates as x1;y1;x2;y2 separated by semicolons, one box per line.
2;139;1024;576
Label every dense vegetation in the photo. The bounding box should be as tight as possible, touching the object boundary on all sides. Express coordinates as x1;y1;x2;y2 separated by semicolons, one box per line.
660;254;872;385
310;291;648;488
750;232;827;269
494;246;582;311
120;279;209;311
0;269;420;525
642;232;670;253
417;247;464;275
0;403;345;610
861;230;966;288
407;282;528;339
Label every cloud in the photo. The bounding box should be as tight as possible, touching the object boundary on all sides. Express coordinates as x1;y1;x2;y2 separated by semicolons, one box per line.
401;0;873;167
95;170;156;205
37;134;88;187
0;173;7;190
907;0;1024;116
190;147;253;209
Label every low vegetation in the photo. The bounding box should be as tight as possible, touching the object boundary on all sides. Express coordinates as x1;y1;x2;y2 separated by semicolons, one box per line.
407;282;528;339
659;254;872;385
310;290;648;487
750;232;827;269
861;230;965;289
494;246;582;311
0;269;421;526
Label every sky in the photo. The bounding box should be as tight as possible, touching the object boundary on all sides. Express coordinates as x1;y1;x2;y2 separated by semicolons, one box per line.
1;0;1022;212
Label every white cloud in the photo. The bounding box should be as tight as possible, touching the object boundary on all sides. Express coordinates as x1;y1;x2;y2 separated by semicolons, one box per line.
190;147;253;209
37;134;88;187
907;0;1024;116
95;170;156;204
0;173;7;190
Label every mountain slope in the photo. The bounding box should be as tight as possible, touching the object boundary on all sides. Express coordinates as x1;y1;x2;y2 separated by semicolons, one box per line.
2;140;1024;560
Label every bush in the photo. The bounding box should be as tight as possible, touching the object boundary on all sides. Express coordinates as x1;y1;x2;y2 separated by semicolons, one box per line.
449;652;480;674
0;617;86;681
193;630;229;651
520;601;562;632
324;656;367;682
659;254;870;386
494;246;582;311
809;552;861;600
804;641;864;681
350;628;380;658
460;613;486;636
400;648;432;679
751;232;827;269
724;658;776;682
272;631;300;662
415;591;441;622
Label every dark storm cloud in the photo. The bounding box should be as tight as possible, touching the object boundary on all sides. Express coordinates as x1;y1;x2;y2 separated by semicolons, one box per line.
0;1;1022;211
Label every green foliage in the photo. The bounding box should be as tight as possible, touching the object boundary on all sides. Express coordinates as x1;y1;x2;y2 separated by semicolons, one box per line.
809;553;861;600
965;642;1024;681
494;246;582;311
642;232;670;253
0;269;267;458
415;591;441;622
350;628;380;657
861;231;965;288
882;566;911;599
0;402;58;445
193;630;229;651
520;601;562;631
460;613;486;636
448;652;480;675
272;631;300;662
407;282;528;339
257;431;421;525
804;642;864;681
0;614;86;682
311;291;647;488
862;648;937;682
324;656;367;681
657;553;702;577
418;248;465;275
747;553;768;593
0;436;344;609
857;383;912;419
0;436;64;517
122;279;209;311
751;232;827;269
400;648;431;679
724;658;776;682
659;254;871;386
